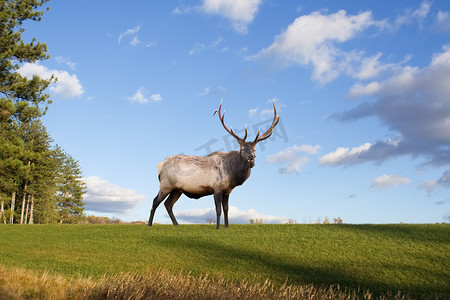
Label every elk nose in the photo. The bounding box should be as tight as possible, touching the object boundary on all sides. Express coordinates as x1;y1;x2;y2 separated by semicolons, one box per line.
248;154;255;160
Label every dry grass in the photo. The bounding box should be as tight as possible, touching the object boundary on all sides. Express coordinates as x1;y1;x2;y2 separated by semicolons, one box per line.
0;265;415;300
0;265;90;300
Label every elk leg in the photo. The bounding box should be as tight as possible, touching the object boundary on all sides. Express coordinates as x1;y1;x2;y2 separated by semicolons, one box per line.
214;192;223;230
222;194;229;228
165;190;182;226
148;190;170;226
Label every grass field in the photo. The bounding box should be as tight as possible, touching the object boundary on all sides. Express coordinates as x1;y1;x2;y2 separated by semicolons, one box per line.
0;224;449;299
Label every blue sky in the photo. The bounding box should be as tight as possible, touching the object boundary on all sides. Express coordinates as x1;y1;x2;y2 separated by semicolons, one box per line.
20;0;450;224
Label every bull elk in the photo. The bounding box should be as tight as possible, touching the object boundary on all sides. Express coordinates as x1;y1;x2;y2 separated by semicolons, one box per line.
148;99;280;229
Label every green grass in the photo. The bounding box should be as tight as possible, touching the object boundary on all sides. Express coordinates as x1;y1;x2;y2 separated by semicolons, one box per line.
0;224;449;298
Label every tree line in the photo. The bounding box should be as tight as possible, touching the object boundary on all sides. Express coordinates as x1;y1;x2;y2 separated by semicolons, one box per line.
0;0;86;224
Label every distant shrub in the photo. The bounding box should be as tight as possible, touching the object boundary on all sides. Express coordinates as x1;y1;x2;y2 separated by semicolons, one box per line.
249;218;263;224
333;217;343;224
84;216;125;224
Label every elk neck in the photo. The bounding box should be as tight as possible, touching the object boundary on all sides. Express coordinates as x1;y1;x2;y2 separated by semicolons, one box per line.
223;151;252;187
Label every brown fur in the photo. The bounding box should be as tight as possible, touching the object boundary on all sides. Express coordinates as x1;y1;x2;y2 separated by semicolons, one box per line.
147;100;279;229
148;146;254;229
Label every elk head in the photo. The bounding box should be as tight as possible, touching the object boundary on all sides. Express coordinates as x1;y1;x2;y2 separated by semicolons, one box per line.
213;99;280;168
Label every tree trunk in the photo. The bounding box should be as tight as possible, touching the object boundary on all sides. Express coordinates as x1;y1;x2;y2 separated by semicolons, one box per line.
0;198;5;224
10;191;16;224
29;196;34;224
24;195;30;224
21;161;31;224
20;191;27;224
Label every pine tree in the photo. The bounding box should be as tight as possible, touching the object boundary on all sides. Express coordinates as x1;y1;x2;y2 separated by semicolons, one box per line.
52;145;86;224
0;124;25;223
1;0;52;122
16;119;57;223
1;1;87;224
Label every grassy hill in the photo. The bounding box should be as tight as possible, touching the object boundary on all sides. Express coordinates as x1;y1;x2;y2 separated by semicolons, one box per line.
0;224;449;299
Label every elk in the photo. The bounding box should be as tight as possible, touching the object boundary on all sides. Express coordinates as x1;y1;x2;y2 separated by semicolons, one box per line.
147;99;280;229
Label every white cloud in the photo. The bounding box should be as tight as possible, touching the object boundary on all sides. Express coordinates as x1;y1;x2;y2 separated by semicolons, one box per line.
249;2;432;84
331;45;450;167
422;180;438;195
210;36;225;47
55;56;77;70
267;144;321;174
175;205;289;224
394;0;431;29
196;86;226;96
18;63;84;99
278;156;309;174
130;36;140;47
118;25;140;44
117;26;155;48
414;1;431;20
128;87;148;104
189;44;206;56
371;174;411;189
260;108;275;117
128;87;162;104
437;11;450;31
247;108;259;118
175;0;262;34
250;10;380;83
349;81;381;98
355;53;394;80
200;0;262;34
172;5;196;15
422;169;450;195
320;143;372;165
249;98;283;119
83;176;145;213
150;93;162;102
189;36;224;55
172;6;183;15
145;41;157;48
297;144;321;154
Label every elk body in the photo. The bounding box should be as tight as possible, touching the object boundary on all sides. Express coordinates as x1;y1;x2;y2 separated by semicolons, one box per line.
148;100;279;229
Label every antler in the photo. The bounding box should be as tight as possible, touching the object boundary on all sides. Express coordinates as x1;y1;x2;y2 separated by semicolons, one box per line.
213;99;280;144
213;99;248;142
253;100;280;144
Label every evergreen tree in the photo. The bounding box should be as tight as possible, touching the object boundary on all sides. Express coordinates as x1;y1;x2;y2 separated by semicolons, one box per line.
1;1;87;224
16;119;57;224
1;0;51;223
1;0;52;122
0;120;24;223
52;145;86;223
